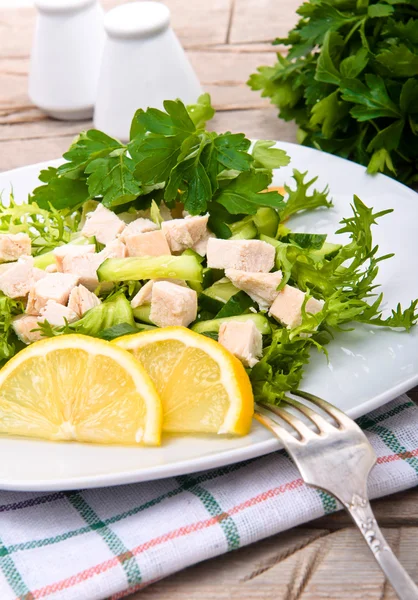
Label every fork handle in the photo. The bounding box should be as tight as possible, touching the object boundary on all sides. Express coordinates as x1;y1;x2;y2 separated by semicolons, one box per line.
345;496;418;600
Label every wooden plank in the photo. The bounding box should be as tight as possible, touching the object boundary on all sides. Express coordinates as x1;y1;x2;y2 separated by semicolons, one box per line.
134;528;330;599
210;108;297;142
0;0;232;60
0;59;30;110
0;48;277;117
0;106;296;172
313;488;418;530
132;527;418;599
188;50;277;110
0;134;78;172
0;116;83;141
230;0;300;44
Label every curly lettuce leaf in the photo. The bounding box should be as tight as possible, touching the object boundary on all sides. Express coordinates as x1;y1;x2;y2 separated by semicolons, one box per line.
0;294;25;364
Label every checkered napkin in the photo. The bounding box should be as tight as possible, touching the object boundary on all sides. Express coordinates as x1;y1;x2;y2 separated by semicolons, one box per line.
0;395;417;600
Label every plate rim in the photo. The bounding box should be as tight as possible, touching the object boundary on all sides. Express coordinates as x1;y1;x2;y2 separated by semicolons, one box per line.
0;142;417;491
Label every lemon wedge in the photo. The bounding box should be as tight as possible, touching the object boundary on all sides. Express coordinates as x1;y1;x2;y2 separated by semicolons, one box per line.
0;334;162;445
114;327;254;435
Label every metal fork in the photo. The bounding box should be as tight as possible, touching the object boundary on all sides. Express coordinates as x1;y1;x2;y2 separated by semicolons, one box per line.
255;391;418;600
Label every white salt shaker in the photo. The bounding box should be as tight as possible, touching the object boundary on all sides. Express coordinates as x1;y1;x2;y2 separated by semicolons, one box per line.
29;0;105;120
94;1;203;141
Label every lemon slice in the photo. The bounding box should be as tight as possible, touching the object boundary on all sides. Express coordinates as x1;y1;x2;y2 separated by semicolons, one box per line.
0;334;162;445
114;327;254;435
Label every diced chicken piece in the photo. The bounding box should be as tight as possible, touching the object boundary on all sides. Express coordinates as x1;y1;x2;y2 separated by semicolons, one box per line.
100;238;127;259
207;239;275;273
225;269;283;311
45;264;58;273
32;267;49;282
269;285;324;328
53;243;96;272
0;263;12;276
61;254;100;292
131;280;154;308
12;315;43;345
68;284;101;317
218;320;262;368
0;257;35;298
125;230;171;258
131;278;187;308
161;214;209;253
62;240;126;291
38;300;78;326
0;233;31;262
119;218;158;242
26;273;79;315
192;229;215;257
81;204;125;244
150;281;197;328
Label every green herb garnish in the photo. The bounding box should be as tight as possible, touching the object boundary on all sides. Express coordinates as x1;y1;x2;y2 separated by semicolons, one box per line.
249;0;418;186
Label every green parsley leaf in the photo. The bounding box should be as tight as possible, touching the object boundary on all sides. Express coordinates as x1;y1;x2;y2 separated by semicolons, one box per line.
366;120;404;152
216;171;285;215
367;147;396;173
298;4;359;44
32;169;89;210
85;152;141;208
131;135;182;185
309;90;350;138
252;140;291;169
213;133;253;171
186;93;216;129
165;156;212;214
376;45;418;77
340;74;401;121
384;17;418;45
340;47;369;79
58;130;124;178
368;3;394;18
315;31;343;86
400;78;418;113
130;99;196;141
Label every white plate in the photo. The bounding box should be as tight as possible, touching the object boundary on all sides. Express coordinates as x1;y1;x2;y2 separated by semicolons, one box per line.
0;142;417;491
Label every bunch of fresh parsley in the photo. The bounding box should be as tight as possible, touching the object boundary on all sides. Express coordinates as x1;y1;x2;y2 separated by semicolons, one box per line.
31;94;291;234
248;0;418;186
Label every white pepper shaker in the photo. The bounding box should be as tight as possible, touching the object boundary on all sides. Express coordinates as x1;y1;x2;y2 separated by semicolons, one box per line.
94;1;203;141
29;0;105;120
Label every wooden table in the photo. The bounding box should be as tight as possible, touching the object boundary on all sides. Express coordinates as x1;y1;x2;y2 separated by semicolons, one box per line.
0;2;417;598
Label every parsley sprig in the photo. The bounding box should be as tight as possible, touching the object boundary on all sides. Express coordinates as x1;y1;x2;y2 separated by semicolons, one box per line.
249;0;418;186
31;94;290;229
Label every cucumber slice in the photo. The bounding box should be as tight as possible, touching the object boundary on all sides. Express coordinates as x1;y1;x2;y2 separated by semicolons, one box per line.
254;207;279;238
192;313;271;335
132;304;153;324
229;216;257;240
200;279;240;314
311;241;341;259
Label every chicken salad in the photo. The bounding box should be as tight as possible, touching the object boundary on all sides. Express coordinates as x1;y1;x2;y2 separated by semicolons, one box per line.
0;94;416;406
